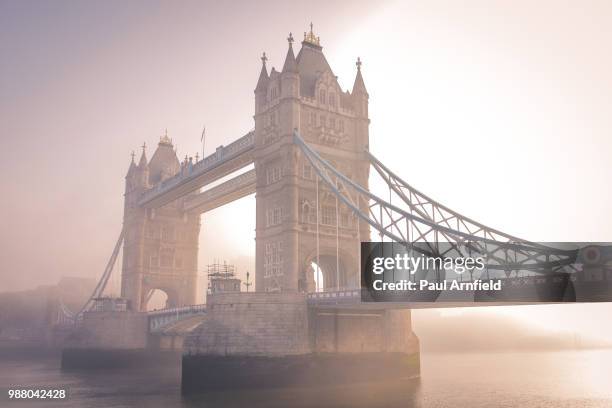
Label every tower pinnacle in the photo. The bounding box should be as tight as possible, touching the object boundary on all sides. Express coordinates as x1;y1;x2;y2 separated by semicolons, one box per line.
303;22;321;47
160;128;172;145
255;51;270;92
138;142;148;167
126;150;137;176
282;32;298;73
352;56;367;95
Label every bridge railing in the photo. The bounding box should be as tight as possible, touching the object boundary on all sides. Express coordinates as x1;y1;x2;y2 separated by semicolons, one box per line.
307;289;363;305
147;303;207;332
147;303;207;317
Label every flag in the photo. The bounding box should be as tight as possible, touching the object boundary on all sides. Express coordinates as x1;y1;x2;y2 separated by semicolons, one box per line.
201;125;206;157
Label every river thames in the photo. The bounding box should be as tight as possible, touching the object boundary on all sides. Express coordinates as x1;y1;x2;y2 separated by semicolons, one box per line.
2;349;612;407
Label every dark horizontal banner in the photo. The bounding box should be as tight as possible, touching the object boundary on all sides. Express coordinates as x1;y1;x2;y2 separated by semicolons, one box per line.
360;242;612;303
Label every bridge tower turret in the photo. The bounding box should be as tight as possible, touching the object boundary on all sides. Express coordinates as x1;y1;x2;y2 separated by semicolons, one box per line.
121;135;200;311
352;57;370;152
253;26;370;292
254;52;269;116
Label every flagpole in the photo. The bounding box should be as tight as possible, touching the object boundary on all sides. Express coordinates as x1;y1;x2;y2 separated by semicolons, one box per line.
201;125;206;159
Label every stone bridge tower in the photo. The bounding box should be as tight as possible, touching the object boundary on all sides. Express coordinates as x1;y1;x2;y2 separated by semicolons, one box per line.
254;27;370;292
122;135;200;311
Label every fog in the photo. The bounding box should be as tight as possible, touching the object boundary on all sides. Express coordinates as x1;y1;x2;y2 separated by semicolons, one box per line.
1;1;610;342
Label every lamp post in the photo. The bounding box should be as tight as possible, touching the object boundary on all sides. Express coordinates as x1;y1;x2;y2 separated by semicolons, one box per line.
243;271;252;292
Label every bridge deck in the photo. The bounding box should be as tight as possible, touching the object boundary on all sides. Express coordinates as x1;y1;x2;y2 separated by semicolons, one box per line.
154;314;208;335
183;169;256;213
138;131;255;208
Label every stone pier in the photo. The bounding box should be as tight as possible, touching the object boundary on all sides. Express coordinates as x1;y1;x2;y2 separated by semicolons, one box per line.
181;292;419;393
61;311;180;369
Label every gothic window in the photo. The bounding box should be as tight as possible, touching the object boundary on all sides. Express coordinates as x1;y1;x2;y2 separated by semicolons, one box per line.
319;89;326;105
146;226;158;239
301;200;317;224
266;166;281;185
340;211;350;228
302;163;313;180
321;205;337;226
264;242;283;277
301;201;310;223
271;87;278;99
161;226;175;241
160;248;174;268
150;253;159;268
269;111;276;126
320;115;326;128
309;112;316;126
329;93;336;108
339;120;345;132
266;207;283;227
330;117;336;130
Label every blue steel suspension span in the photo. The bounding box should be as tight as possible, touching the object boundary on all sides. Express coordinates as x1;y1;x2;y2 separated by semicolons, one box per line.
65;130;607;320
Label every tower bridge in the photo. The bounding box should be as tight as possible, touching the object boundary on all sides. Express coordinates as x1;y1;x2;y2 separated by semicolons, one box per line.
117;25;374;311
58;26;611;390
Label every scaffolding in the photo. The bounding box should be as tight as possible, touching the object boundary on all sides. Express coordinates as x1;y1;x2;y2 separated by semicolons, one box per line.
206;260;241;294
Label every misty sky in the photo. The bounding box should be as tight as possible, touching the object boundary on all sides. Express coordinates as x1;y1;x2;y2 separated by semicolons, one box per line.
1;0;611;328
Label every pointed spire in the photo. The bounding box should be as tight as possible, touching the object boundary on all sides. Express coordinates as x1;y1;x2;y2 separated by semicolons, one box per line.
352;57;368;95
126;151;137;175
282;32;298;73
255;52;269;92
138;142;148;167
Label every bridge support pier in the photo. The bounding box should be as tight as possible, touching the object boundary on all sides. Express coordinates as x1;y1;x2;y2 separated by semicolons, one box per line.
182;292;419;393
60;311;182;369
309;308;419;355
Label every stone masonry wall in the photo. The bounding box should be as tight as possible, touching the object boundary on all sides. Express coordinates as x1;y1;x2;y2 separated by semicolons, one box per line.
311;308;419;354
383;309;420;353
184;292;309;356
67;311;149;349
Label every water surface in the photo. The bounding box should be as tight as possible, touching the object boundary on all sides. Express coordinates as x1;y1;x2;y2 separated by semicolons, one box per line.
1;349;611;407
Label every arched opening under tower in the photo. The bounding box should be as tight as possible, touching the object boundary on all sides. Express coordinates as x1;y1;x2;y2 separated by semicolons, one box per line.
196;166;256;300
311;262;324;292
145;288;169;311
306;254;352;292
